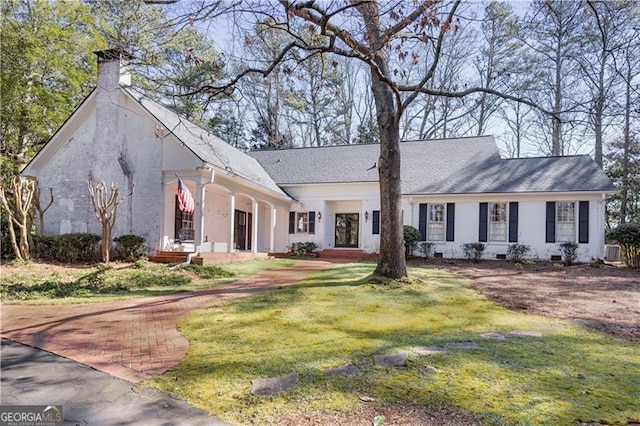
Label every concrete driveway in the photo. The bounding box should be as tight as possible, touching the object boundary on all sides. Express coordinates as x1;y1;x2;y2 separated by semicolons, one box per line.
0;339;228;425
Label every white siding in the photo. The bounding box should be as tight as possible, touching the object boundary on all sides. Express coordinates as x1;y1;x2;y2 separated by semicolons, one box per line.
408;193;606;262
287;184;607;262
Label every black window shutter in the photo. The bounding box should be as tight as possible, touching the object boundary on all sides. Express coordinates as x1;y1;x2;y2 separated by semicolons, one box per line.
479;202;488;242
418;204;428;241
372;210;380;235
546;202;556;243
579;201;589;243
308;211;316;234
509;202;519;243
446;203;455;241
288;212;295;234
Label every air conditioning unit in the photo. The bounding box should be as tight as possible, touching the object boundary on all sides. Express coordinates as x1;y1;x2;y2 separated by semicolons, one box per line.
604;245;621;262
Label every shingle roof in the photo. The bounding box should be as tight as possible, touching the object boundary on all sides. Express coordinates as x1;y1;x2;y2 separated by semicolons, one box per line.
250;136;616;194
124;87;288;199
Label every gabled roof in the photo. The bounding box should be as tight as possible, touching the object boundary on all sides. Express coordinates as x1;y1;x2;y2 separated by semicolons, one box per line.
250;136;616;195
124;87;288;199
408;154;616;194
21;89;97;175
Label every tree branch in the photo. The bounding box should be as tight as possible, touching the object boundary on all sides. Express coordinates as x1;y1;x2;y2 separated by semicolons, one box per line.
398;84;558;118
402;0;461;110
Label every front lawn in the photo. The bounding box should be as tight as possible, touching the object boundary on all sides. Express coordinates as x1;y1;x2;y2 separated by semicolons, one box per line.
146;263;640;425
0;258;295;304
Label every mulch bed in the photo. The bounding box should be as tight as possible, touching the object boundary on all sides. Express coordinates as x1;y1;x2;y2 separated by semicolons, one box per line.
419;258;640;341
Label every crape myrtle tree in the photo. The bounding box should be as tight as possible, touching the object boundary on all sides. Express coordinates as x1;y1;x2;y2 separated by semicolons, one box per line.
180;0;552;279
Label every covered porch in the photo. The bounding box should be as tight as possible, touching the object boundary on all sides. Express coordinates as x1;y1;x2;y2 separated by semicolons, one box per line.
157;169;291;257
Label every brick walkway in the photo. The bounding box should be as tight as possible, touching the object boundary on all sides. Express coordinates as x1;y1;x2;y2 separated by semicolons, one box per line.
0;259;335;383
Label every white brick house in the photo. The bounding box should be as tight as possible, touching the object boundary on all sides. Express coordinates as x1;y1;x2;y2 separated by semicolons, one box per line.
22;50;616;262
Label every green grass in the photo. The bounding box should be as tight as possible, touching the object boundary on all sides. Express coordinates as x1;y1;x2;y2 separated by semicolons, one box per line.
146;263;640;425
1;258;295;304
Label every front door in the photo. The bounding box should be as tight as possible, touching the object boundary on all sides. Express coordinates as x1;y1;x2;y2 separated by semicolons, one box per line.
234;210;247;250
335;213;359;248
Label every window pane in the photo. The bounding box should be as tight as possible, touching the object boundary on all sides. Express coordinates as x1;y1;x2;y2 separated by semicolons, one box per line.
427;204;444;241
489;203;507;241
296;212;308;233
556;202;575;242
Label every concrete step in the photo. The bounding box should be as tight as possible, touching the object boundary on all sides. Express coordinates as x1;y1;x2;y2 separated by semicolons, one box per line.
148;251;269;265
148;251;191;264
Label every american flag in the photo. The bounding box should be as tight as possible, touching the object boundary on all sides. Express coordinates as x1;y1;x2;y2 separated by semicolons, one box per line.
176;178;195;214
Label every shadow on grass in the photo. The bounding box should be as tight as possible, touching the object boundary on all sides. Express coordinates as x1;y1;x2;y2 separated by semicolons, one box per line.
152;262;639;425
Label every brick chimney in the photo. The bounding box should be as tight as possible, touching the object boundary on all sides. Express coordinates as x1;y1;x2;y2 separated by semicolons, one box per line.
91;48;134;191
94;48;133;89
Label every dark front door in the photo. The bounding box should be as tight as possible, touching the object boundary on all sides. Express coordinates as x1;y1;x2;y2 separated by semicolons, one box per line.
234;210;247;250
335;213;359;248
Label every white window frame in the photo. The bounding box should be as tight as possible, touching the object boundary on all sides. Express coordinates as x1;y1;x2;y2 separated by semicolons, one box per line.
296;212;309;234
489;202;508;242
556;202;576;243
427;203;445;241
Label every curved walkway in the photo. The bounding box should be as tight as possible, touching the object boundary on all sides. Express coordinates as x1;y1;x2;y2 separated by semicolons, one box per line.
1;259;335;383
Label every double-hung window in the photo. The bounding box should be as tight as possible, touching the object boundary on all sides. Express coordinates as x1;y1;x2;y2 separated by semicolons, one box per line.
427;204;445;241
489;202;507;242
289;211;316;235
556;202;576;242
296;212;309;233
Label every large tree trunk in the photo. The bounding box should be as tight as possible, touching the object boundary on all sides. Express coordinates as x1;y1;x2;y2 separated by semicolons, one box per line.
353;0;407;279
370;69;407;279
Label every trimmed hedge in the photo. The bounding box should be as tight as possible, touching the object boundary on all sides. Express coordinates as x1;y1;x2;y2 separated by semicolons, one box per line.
50;233;101;263
31;235;56;260
114;234;147;261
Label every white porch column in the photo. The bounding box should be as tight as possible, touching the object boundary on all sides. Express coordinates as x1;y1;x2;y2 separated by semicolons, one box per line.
228;193;235;252
251;200;259;253
194;182;206;247
269;206;276;253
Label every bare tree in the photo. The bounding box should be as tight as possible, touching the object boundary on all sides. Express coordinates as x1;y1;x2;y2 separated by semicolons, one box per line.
333;57;364;145
498;95;535;158
521;0;584;156
472;1;522;137
616;26;640;224
178;0;556;279
240;22;294;149
33;186;53;234
402;24;475;140
0;176;35;260
87;180;133;263
576;1;636;167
